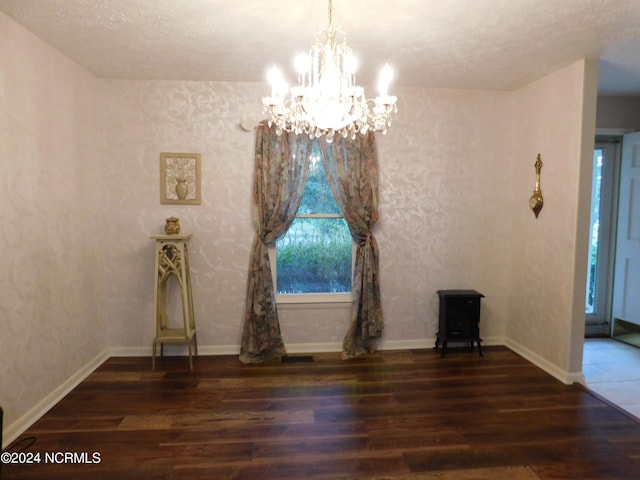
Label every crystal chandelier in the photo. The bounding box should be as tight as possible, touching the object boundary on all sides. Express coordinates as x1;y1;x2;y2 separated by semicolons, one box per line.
262;0;397;143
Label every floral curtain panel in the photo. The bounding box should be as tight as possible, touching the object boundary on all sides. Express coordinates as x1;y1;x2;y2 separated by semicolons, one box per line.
241;125;383;363
318;132;384;359
240;122;312;364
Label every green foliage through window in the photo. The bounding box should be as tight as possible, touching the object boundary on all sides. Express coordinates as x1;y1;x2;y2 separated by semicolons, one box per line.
586;149;603;313
276;145;352;294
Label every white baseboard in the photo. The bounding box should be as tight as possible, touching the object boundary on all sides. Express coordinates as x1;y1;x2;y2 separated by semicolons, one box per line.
3;349;110;449
287;335;506;354
285;342;342;353
378;335;503;351
504;338;584;385
108;344;241;357
108;336;507;358
566;371;587;384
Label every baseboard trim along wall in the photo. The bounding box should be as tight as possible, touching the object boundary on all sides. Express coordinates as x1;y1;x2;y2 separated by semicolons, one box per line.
108;337;507;357
2;349;110;450
505;338;585;385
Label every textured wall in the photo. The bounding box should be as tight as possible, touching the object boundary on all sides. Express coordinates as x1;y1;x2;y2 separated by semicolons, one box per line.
97;80;259;350
0;13;105;430
98;81;515;352
376;88;514;345
506;60;597;374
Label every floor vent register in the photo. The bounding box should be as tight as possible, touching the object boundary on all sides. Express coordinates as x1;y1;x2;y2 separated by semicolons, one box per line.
281;355;315;364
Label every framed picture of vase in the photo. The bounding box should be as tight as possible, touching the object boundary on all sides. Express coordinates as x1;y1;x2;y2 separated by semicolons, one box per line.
160;152;201;205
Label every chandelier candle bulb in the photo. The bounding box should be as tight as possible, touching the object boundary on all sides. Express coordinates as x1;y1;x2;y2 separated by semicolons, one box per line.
294;53;309;86
378;63;394;98
267;67;286;105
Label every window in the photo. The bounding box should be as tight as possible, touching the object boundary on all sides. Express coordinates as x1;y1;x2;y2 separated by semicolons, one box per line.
586;148;604;315
585;137;618;335
273;142;353;303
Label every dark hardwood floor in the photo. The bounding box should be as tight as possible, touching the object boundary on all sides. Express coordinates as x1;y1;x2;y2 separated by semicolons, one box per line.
3;346;639;479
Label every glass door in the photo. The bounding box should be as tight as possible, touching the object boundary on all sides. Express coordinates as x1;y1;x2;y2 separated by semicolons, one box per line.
585;137;618;336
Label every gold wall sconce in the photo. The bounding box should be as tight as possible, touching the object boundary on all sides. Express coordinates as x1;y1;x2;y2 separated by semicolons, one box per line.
529;154;544;218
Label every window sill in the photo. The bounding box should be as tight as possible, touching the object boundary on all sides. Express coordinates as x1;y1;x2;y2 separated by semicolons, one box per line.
276;293;352;309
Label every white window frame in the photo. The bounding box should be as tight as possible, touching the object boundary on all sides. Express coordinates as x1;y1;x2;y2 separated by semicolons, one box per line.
269;218;355;306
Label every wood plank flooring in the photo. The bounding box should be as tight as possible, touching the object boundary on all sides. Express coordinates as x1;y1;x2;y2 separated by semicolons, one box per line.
3;346;640;479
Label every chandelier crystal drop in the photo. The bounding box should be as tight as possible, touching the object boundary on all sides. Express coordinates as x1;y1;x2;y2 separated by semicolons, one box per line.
262;0;397;143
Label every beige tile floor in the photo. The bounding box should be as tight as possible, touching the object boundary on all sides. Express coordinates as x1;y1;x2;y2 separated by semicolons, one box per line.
582;338;640;420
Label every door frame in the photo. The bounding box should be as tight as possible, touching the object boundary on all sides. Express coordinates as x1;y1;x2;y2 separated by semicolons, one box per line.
585;134;622;337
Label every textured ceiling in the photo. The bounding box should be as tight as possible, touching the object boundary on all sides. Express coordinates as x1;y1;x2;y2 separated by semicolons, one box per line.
2;0;640;95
